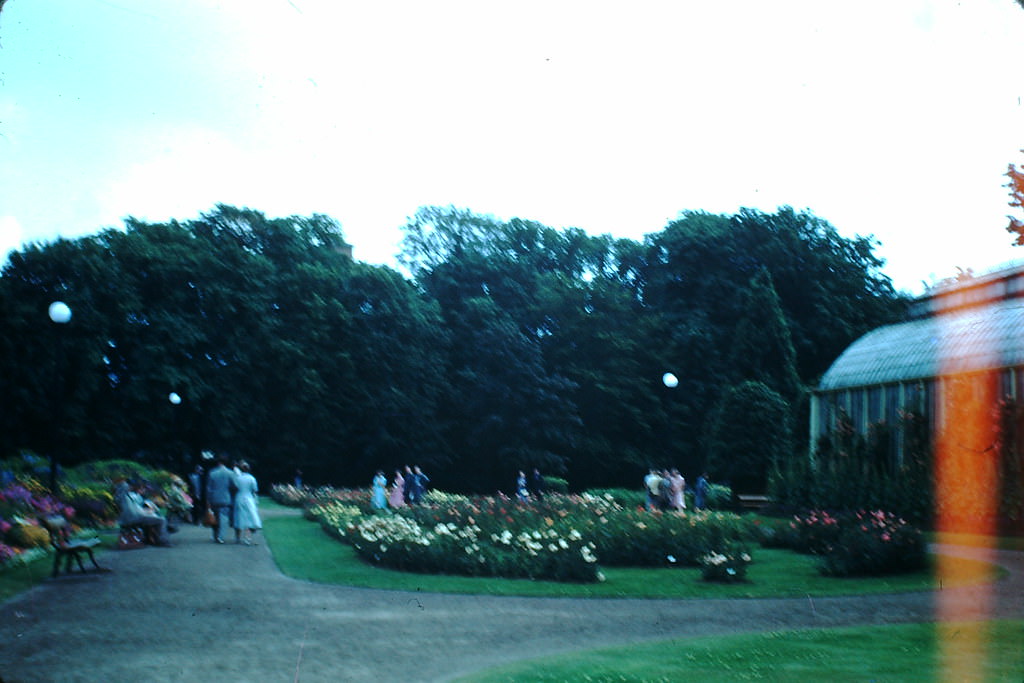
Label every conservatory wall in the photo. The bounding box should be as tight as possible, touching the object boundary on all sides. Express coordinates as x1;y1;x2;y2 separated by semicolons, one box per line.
810;263;1024;463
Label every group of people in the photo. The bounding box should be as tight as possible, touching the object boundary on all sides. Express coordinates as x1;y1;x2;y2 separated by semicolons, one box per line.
643;468;687;512
643;468;710;511
372;465;430;509
189;454;263;545
515;468;546;502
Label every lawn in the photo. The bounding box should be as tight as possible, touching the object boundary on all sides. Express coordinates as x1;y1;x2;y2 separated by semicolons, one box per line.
454;619;1024;682
260;501;1003;599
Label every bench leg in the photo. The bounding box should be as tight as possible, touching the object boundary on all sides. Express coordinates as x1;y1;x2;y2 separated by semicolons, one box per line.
85;548;101;571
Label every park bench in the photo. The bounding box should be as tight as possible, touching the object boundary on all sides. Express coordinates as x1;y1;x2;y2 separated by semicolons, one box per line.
41;516;103;578
737;494;771;511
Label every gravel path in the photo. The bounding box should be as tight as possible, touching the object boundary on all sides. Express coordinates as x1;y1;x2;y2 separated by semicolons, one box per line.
1;508;1022;683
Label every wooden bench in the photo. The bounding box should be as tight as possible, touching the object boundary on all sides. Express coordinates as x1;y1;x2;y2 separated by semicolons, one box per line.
737;494;771;511
42;516;103;577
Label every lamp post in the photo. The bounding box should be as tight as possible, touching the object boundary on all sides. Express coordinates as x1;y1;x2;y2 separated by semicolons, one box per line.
47;301;72;493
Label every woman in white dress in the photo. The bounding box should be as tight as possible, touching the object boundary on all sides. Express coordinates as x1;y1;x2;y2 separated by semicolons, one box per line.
232;461;262;545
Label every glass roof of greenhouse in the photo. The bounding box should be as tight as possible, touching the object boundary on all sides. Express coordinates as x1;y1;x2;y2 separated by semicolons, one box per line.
818;297;1024;391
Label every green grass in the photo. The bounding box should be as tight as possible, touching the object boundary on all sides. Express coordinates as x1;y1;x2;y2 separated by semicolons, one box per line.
0;555;55;602
456;620;1024;682
260;502;1003;599
0;531;115;603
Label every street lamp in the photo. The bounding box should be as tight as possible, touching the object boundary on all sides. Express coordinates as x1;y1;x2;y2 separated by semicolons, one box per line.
48;301;72;324
48;300;72;493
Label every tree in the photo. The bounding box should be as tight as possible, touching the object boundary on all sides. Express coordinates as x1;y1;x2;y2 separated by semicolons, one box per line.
725;268;803;404
1006;149;1024;246
704;381;793;493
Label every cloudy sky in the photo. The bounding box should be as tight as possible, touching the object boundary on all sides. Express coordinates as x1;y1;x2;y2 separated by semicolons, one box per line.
2;0;1023;294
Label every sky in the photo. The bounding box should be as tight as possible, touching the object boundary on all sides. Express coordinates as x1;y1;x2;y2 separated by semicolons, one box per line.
1;0;1023;295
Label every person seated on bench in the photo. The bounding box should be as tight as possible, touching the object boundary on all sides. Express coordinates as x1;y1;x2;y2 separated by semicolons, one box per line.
117;479;173;547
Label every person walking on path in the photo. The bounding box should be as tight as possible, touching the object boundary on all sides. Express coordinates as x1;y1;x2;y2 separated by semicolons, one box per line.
206;455;234;544
231;461;262;545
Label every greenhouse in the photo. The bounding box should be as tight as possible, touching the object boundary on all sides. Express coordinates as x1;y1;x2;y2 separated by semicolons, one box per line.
810;262;1024;462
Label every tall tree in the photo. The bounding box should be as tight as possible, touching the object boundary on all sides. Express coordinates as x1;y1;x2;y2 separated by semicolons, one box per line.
725;268;803;404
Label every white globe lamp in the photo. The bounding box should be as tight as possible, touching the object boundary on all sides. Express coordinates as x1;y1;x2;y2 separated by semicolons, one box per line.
48;301;72;324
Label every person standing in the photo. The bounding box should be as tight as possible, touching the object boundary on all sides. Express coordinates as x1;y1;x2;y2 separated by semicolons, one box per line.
410;465;430;504
669;468;686;512
188;464;205;525
232;461;262;545
402;465;415;505
695;472;709;510
206;455;234;544
529;468;545;500
515;470;529;502
388;468;406;508
371;470;388;509
643;468;662;511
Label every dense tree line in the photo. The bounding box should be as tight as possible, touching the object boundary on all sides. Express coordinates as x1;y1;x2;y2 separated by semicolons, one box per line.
0;204;907;492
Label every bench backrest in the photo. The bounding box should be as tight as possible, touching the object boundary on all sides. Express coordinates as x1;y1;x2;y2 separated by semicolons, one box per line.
41;516;73;549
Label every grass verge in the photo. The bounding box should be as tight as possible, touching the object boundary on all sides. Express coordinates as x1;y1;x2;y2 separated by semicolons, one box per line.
455;619;1024;682
260;503;1003;599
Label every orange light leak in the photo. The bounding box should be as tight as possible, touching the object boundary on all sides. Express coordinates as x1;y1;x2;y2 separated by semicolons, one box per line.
934;335;999;681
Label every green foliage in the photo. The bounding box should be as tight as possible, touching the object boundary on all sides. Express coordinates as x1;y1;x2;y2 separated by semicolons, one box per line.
773;410;935;526
725;268;803;404
6;523;50;548
61;486;116;524
703;483;734;510
698;542;752;582
705;381;792;493
542;476;568;493
819;511;926;577
2;203;906;494
1006;149;1024;245
584;488;645;509
763;508;927;577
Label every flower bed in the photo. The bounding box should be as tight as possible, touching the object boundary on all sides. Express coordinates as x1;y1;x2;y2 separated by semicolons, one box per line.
303;488;756;582
766;509;927;577
698;543;752;582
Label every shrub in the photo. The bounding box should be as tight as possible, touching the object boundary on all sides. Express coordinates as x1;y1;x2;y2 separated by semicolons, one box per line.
543;476;569;494
349;514;599;582
698;543;753;583
585;488;644;509
62;486;116;524
786;510;842;555
819;510;926;577
704;483;734;510
7;523;50;549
